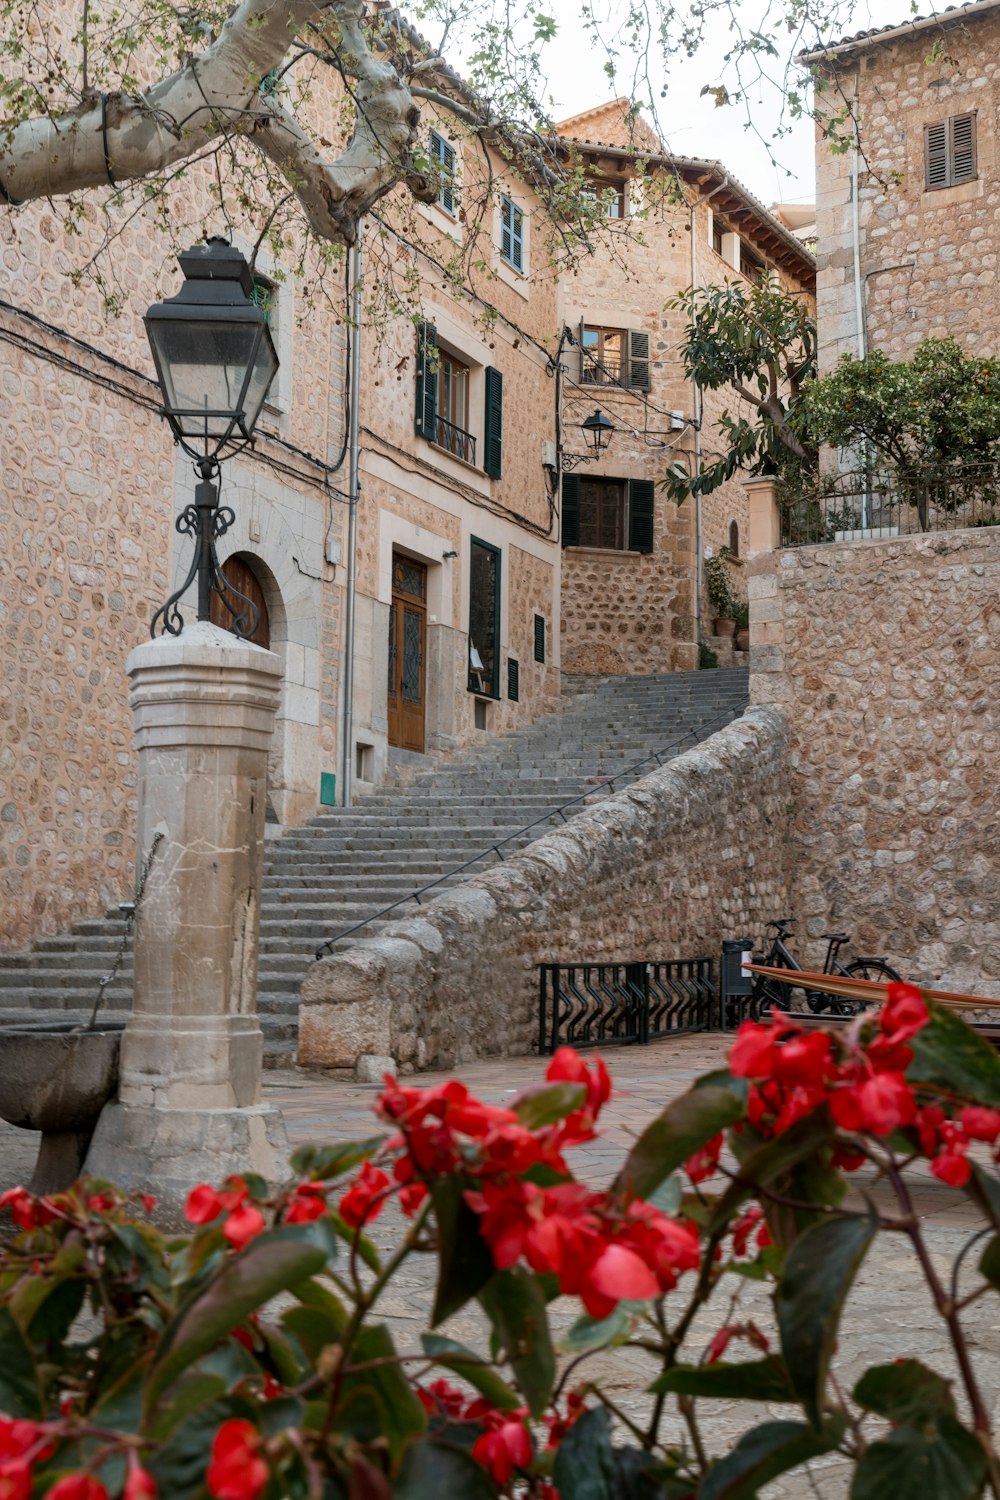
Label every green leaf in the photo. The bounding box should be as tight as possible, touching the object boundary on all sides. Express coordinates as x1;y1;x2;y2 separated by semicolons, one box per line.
394;1439;495;1499
646;1175;682;1216
552;1407;617;1500
147;1230;326;1406
851;1416;986;1500
700;1418;842;1500
430;1177;495;1326
649;1358;796;1403
968;1164;1000;1230
908;1002;1000;1109
853;1359;956;1426
613;1085;745;1201
980;1236;1000;1290
0;1307;41;1417
289;1136;386;1180
512;1081;587;1130
777;1210;877;1427
338;1323;426;1463
146;1373;228;1440
420;1334;520;1411
560;1306;631;1355
707;1108;836;1236
479;1268;555;1419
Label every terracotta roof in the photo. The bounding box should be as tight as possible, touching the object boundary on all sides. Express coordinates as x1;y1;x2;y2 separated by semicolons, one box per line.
800;0;1000;61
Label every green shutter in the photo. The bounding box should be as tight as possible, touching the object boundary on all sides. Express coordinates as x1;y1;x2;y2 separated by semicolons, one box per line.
507;657;520;701
484;366;503;478
415;321;437;440
562;473;580;548
628;479;655;553
628;330;651;390
533;613;546;663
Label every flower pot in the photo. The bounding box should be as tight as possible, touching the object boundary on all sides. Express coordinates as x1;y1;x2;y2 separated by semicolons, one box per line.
714;616;736;639
0;1022;124;1193
735;628;750;652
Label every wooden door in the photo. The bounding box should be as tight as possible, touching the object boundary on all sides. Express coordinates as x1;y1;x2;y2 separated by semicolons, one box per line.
210;554;270;648
387;555;427;752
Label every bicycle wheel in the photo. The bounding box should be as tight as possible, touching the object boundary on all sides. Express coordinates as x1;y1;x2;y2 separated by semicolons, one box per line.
750;973;793;1020
842;959;901;1013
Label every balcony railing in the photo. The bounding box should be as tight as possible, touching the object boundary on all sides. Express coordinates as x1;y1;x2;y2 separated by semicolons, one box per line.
433;414;476;465
581;357;625;386
780;466;1000;547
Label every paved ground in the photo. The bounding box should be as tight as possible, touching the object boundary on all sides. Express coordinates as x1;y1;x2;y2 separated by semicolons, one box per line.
3;1035;998;1497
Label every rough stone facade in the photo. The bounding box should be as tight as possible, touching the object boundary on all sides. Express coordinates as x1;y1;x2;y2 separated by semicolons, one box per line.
749;526;1000;990
298;706;791;1070
812;4;1000;370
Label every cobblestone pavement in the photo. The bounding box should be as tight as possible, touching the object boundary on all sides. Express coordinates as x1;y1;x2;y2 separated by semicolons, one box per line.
2;1035;997;1497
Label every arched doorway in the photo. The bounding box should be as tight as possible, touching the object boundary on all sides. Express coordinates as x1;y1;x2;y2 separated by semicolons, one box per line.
210;553;271;648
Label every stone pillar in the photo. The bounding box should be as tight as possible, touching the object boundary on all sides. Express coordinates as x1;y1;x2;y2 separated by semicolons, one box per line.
86;621;289;1206
745;477;781;558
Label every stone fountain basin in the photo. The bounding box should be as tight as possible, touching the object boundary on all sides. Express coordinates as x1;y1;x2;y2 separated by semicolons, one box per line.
0;1022;124;1192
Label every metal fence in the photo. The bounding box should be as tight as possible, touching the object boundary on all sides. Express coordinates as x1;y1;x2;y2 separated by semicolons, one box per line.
537;957;716;1054
780;468;1000;548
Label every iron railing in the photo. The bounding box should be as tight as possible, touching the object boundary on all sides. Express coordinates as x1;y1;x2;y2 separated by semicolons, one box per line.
315;707;743;959
537;956;716;1054
433;414;476;465
781;466;1000;548
581;357;625;386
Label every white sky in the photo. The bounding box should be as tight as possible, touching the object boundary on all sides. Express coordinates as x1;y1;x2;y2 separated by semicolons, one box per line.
519;0;915;206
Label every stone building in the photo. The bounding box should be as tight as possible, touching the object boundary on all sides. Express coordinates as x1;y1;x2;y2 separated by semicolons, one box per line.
805;0;1000;372
552;101;816;672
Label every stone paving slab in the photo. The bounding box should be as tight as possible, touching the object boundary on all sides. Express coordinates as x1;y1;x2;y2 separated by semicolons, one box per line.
2;1034;997;1498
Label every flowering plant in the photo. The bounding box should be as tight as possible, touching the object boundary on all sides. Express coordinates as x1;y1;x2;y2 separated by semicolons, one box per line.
3;985;1000;1498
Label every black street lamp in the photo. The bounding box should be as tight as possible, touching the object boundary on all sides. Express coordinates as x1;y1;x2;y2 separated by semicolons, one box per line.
561;409;616;472
145;238;279;638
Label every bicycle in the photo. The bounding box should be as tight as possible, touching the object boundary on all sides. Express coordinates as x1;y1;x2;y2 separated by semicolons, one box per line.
749;919;902;1019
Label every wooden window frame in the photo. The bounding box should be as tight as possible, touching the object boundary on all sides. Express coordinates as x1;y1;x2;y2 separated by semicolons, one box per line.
581;179;627;218
924;113;977;190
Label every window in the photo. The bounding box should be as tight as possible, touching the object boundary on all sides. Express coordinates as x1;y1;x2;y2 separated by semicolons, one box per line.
414;321;504;473
579;325;651;391
729;520;740;557
925;113;976;189
712;220;725;257
561;475;655;553
581;179;626;218
533;613;546;664
500;195;524;271
507;658;520;701
250;274;274;322
740;248;765;285
468;538;501;698
429;130;457;214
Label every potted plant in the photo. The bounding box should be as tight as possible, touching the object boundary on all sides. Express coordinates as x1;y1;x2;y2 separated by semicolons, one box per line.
704;546;740;637
734;601;750;652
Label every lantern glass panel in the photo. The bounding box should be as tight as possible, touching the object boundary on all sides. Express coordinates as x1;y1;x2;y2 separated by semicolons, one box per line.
148;318;278;441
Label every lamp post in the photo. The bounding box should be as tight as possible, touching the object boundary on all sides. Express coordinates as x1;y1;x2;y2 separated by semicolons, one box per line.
560;409;616;472
144;238;278;638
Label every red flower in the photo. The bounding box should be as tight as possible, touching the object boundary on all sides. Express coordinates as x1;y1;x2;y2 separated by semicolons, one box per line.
830;1072;916;1137
880;983;929;1044
207;1421;268;1500
0;1422;48;1463
469;1407;532;1486
960;1106;1000;1144
339;1162;391;1229
544;1390;586;1450
545;1047;611;1129
141;1195;158;1214
685;1133;722;1184
772;1031;833;1089
43;1477;110;1500
580;1242;658;1318
707;1322;769;1364
932;1147;971;1188
184;1184;224;1225
86;1193;117;1214
284;1182;327;1224
0;1188;56;1231
123;1466;157;1500
222;1205;266;1251
417;1378;467;1420
730;1205;766;1257
0;1461;31;1500
728;1020;778;1079
916;1104;946;1157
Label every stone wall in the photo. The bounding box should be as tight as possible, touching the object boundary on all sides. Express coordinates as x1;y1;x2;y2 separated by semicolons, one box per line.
298;706;791;1071
749;527;1000;990
814;10;1000;370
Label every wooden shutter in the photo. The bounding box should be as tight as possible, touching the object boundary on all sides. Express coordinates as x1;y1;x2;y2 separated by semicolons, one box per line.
500;198;512;262
507;658;520;701
951;113;976;184
512;204;524;270
925;120;949;188
414;321;437;439
628;479;655;553
483;366;503;478
628;330;651;390
533;613;546;663
561;473;580;547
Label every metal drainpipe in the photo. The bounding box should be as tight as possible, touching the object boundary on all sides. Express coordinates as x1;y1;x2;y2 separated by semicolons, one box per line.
341;228;363;809
851;79;865;360
688;173;729;645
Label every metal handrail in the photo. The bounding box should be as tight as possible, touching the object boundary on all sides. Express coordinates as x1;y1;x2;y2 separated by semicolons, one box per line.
314;704;744;959
433;414;476;464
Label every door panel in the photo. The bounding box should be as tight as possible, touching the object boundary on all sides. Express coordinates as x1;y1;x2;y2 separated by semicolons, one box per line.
387;557;427;752
210;554;270;648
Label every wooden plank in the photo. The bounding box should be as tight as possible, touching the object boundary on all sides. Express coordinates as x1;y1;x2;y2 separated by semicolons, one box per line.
747;964;1000;1012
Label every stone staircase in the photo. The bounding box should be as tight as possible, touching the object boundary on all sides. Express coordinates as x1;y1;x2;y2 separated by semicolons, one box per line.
0;669;749;1066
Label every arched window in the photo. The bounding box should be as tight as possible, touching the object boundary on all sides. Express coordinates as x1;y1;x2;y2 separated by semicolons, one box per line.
728;520;740;557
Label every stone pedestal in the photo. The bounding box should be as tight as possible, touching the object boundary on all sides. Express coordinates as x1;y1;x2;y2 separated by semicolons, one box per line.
86;622;289;1207
745;476;781;558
